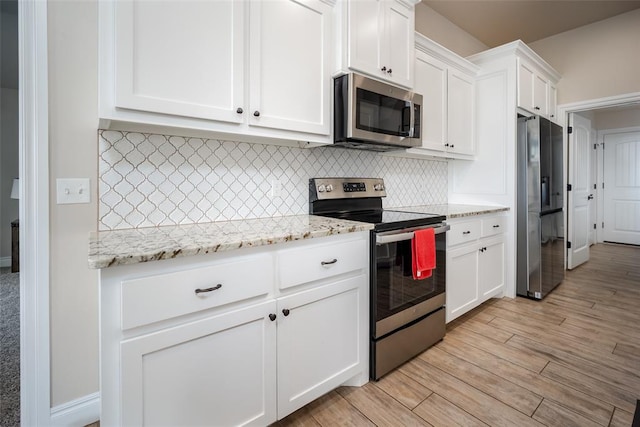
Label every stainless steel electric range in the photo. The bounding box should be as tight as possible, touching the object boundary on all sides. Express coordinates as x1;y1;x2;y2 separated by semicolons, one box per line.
309;177;449;380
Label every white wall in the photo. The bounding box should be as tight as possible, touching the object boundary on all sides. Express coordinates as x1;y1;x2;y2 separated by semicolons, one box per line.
529;9;640;105
594;107;640;131
414;3;488;57
48;0;99;407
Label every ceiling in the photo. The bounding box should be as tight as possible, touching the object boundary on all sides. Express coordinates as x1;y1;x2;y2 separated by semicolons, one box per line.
421;0;640;48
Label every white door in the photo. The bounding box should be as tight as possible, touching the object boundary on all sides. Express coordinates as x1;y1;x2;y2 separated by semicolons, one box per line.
603;131;640;245
248;0;332;135
567;113;592;269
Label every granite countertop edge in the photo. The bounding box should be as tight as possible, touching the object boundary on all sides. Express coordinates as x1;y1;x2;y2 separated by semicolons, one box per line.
389;203;510;219
89;215;374;270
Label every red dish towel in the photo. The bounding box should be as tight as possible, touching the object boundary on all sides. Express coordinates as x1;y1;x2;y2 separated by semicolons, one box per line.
412;228;436;280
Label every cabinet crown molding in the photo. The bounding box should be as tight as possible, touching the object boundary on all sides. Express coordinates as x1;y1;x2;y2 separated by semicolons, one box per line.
415;32;479;76
466;39;561;82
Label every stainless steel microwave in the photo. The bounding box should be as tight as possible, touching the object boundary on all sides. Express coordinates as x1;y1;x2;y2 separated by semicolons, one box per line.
334;73;422;152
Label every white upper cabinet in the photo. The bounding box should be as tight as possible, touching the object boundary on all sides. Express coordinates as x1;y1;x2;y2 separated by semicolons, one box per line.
248;0;333;135
342;0;418;88
113;0;244;123
100;0;334;145
414;52;446;150
447;69;475;155
408;34;478;159
516;56;559;121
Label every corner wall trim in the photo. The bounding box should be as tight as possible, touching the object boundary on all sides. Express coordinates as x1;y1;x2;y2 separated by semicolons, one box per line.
50;393;100;427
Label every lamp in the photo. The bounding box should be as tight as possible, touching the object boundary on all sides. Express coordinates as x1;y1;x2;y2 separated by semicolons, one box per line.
10;178;19;200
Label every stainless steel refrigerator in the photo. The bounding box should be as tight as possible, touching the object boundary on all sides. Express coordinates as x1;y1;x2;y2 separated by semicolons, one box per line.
517;116;564;299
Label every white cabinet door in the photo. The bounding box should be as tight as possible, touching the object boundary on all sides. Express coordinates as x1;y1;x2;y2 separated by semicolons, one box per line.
478;237;505;299
249;0;332;135
384;0;414;88
114;0;244;123
533;73;548;116
447;69;475;155
548;83;557;121
277;275;365;419
120;301;277;426
347;0;384;79
446;246;479;322
517;58;534;113
414;51;447;151
346;0;414;88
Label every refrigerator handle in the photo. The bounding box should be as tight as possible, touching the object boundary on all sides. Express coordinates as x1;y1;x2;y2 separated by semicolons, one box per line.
541;176;550;207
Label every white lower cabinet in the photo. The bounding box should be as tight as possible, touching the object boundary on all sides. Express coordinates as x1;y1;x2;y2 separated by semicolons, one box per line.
277;275;365;418
447;244;480;321
100;232;369;426
446;214;505;322
120;301;277;426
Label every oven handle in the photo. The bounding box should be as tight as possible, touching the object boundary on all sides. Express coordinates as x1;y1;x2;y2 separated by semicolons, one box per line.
375;224;450;245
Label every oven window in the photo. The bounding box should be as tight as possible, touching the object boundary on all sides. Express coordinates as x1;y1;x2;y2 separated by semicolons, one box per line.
374;236;446;322
356;88;411;136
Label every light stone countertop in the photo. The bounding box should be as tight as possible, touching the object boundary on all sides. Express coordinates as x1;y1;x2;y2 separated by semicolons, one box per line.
88;215;373;269
390;203;509;219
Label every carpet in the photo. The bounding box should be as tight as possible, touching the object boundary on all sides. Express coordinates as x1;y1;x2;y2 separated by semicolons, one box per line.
0;272;20;427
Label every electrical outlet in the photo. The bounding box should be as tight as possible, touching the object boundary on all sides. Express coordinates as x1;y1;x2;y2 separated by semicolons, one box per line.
57;178;91;204
269;179;282;198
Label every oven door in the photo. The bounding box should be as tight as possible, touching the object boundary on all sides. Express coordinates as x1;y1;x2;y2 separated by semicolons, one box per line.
372;223;448;339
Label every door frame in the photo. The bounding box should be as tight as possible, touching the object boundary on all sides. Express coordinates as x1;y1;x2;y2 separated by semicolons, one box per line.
19;0;51;425
557;91;640;268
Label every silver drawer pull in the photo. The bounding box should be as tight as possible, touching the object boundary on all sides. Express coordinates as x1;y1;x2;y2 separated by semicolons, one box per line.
195;284;222;295
321;259;338;266
462;231;471;235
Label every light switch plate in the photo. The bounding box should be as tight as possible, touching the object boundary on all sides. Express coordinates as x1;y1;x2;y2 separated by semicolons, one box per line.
57;178;90;204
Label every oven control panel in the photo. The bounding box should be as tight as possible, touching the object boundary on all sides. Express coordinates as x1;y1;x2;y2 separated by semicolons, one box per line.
309;177;386;200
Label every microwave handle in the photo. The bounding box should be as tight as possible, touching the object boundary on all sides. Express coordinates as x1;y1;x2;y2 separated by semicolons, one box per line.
408;101;415;138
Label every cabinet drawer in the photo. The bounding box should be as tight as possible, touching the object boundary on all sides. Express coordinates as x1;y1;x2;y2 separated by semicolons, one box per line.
481;216;506;237
447;220;481;247
277;238;367;290
121;254;273;330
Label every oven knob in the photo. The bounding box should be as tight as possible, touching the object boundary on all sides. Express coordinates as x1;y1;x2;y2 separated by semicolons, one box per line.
326;184;334;192
317;184;326;193
374;184;384;191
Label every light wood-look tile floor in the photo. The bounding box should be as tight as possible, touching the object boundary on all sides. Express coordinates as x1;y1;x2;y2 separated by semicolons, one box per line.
274;243;640;427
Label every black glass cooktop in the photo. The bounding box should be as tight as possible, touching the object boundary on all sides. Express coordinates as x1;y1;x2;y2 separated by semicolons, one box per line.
319;209;445;232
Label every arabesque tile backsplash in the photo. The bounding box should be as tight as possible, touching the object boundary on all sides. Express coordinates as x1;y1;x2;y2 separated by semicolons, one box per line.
98;130;448;230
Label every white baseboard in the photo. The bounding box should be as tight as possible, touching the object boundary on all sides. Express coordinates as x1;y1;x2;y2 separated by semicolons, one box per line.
50;392;100;426
0;256;10;268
